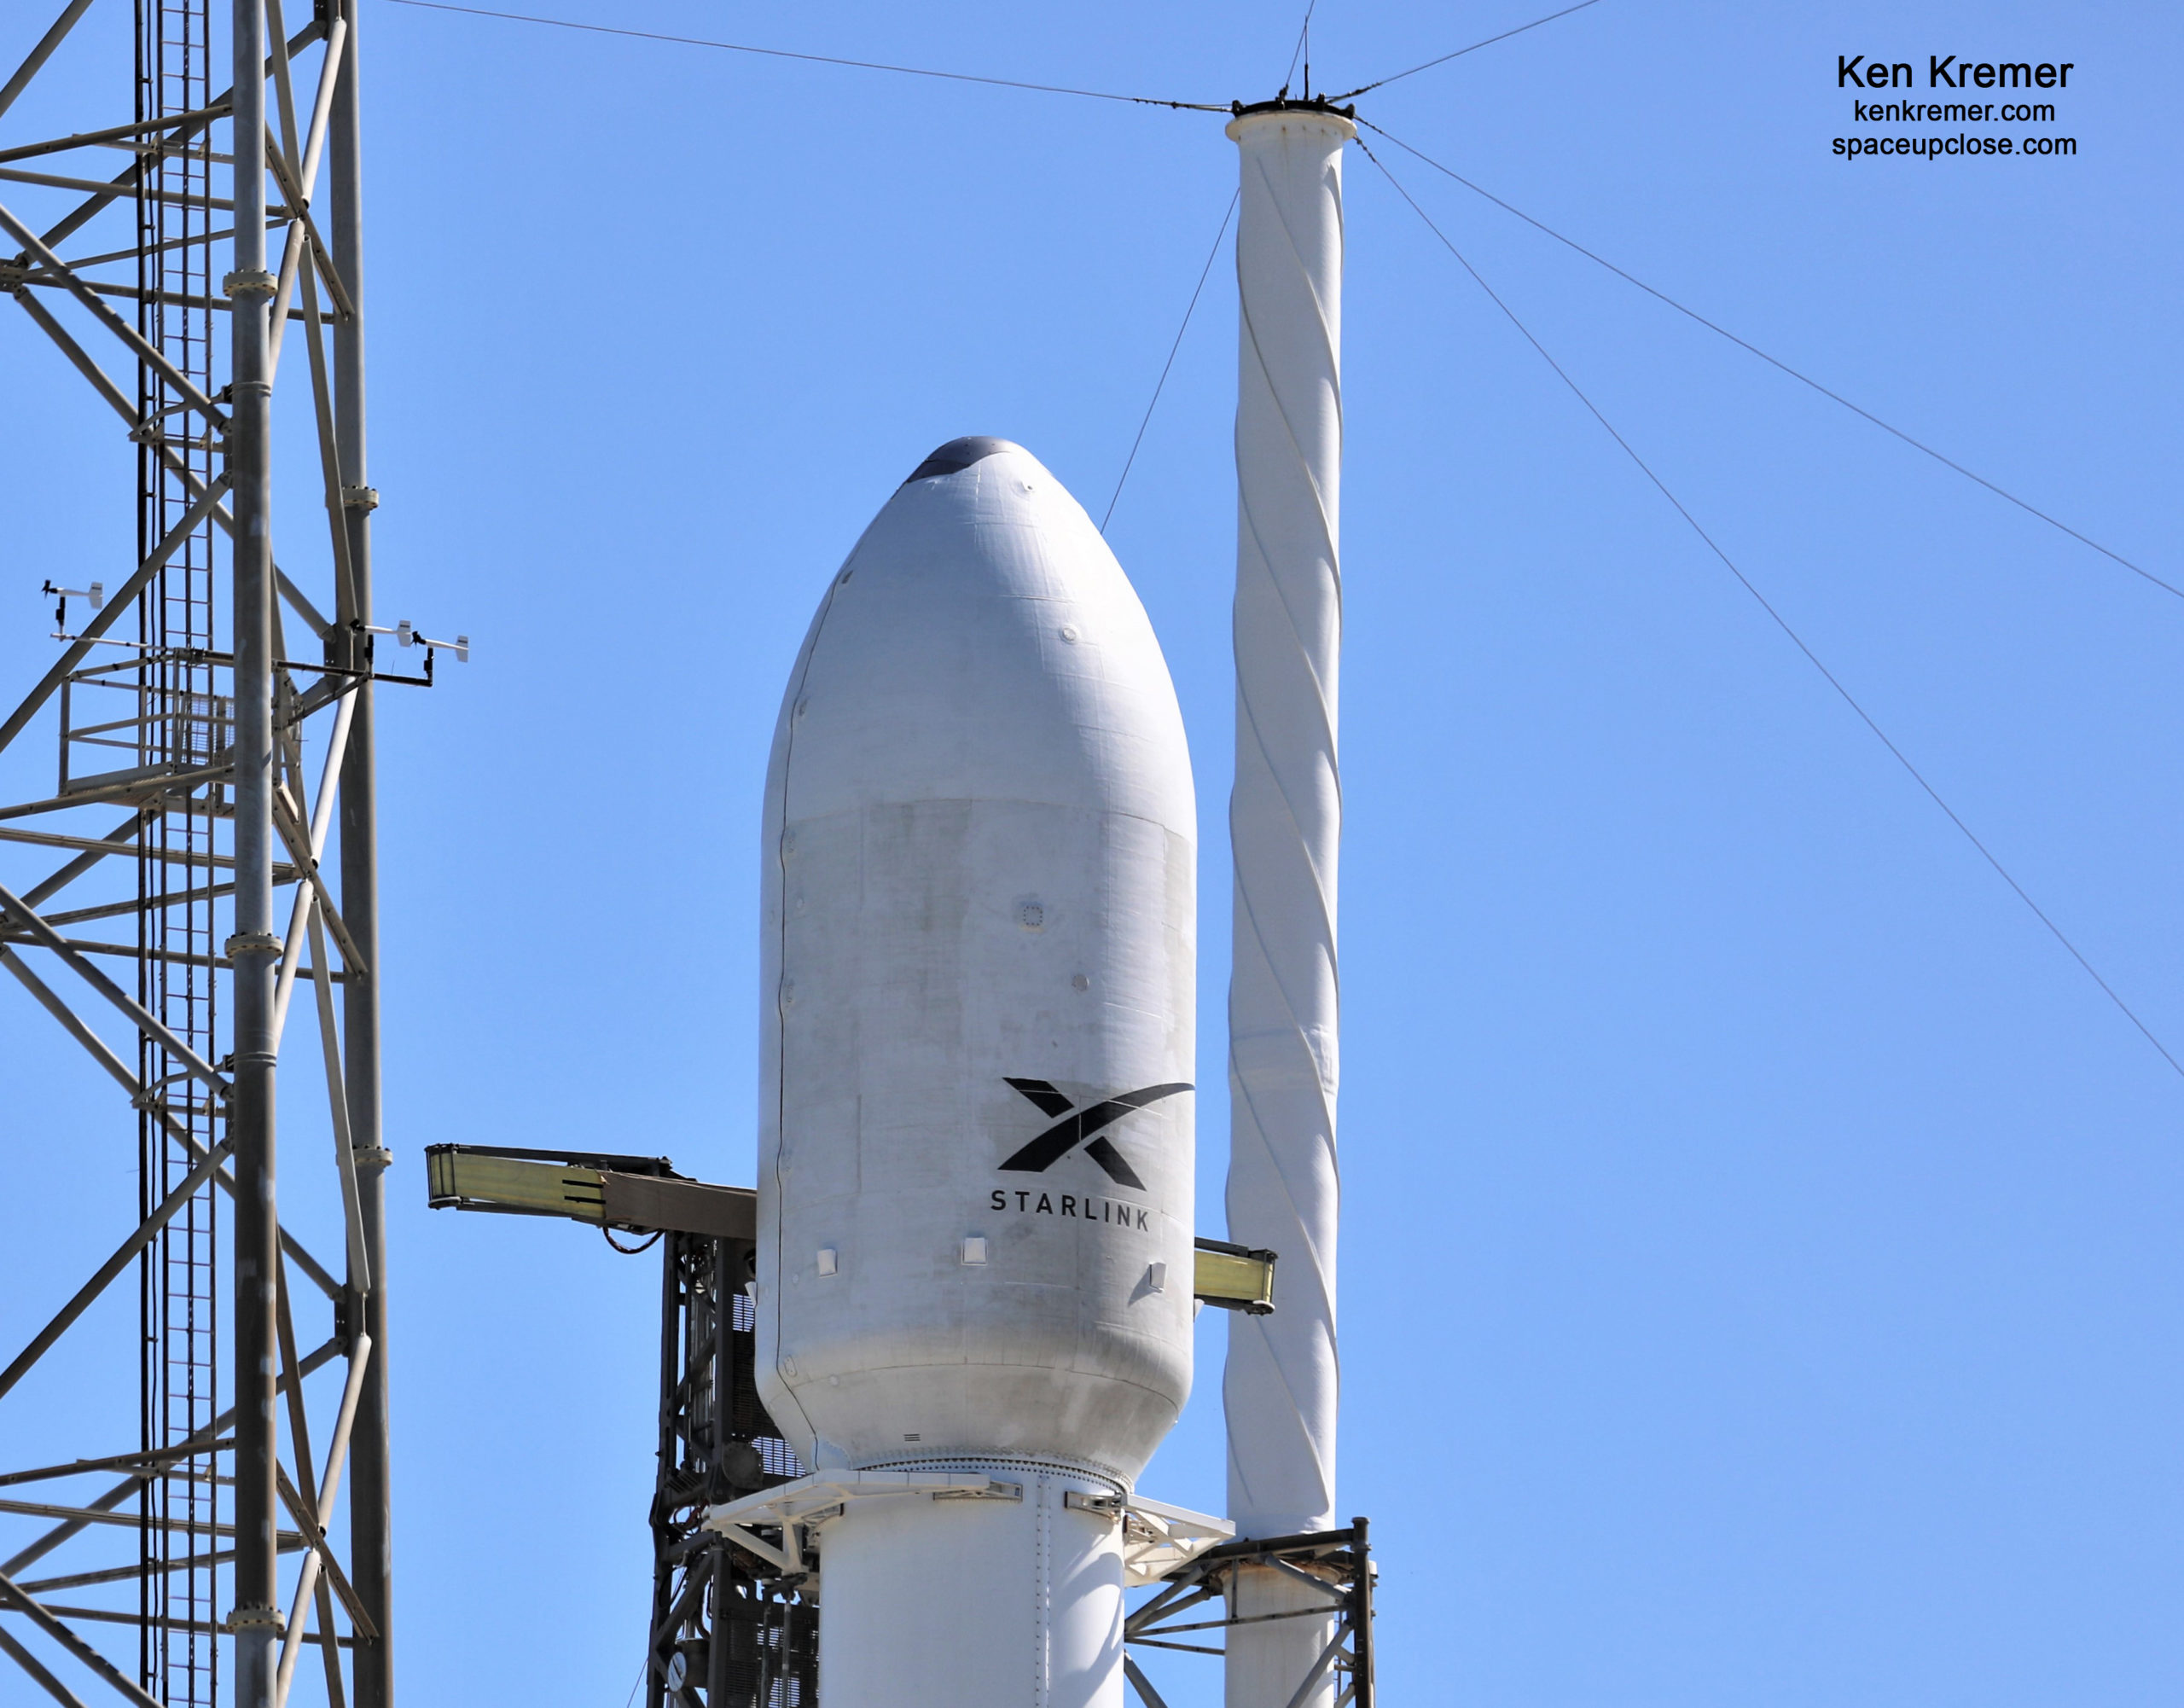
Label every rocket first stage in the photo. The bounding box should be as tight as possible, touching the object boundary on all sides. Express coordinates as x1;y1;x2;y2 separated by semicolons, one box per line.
752;437;1198;1707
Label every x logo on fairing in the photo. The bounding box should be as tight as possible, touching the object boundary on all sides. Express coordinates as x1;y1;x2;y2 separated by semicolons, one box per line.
997;1078;1193;1190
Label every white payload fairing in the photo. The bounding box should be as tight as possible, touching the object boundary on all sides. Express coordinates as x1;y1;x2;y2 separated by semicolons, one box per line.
752;437;1198;1708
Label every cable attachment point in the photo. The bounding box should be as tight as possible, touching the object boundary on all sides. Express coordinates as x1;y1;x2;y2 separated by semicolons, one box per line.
1228;93;1357;119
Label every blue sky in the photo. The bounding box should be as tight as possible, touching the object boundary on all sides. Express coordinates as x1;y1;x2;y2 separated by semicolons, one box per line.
3;2;2180;1704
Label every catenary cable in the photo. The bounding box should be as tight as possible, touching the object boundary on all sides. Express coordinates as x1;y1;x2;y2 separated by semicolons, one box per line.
1361;119;2182;604
1282;0;1321;91
1103;189;1240;534
1357;134;2184;1083
1330;0;1611;99
379;0;1228;110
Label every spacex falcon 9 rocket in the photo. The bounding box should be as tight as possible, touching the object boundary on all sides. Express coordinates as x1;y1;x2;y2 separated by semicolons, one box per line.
730;93;1356;1708
413;79;1362;1708
752;437;1199;1708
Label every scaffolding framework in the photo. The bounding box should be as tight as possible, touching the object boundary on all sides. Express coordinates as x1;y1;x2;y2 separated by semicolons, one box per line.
648;1229;816;1708
1125;1522;1376;1708
0;3;396;1705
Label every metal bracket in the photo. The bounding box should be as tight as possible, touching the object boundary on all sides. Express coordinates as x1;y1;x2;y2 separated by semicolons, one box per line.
423;1143;753;1240
932;1479;1022;1503
701;1467;1025;1575
1193;1236;1279;1314
1118;1493;1234;1586
1124;1518;1377;1707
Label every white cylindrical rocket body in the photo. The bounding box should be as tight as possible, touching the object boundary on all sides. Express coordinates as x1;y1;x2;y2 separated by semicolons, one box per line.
1223;103;1353;1708
756;437;1197;1708
815;1461;1130;1706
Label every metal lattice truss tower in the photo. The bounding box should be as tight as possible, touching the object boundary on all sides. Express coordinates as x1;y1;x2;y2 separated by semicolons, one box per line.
0;2;399;1704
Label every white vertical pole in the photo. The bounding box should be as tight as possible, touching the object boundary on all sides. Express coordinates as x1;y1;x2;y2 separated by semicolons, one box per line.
1222;97;1353;1708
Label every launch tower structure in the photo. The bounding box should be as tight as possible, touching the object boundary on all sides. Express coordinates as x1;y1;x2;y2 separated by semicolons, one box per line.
0;3;404;1705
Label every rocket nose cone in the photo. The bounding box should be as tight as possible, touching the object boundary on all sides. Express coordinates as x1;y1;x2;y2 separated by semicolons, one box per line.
902;435;1024;485
767;433;1193;834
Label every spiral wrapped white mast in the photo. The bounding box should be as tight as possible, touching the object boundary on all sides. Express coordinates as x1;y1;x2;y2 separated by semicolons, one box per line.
1221;98;1355;1708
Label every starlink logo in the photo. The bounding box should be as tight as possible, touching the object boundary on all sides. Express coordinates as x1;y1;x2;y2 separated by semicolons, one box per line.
996;1078;1191;1191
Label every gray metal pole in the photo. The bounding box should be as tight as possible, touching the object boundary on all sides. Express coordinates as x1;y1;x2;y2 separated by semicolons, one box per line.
0;0;99;127
228;0;283;1702
328;4;392;1702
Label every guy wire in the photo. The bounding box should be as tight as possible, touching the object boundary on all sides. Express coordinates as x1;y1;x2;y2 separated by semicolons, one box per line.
381;0;1229;111
1360;117;2183;604
1356;133;2184;1083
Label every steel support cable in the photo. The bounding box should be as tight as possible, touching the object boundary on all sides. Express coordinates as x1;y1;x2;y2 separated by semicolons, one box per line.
380;0;1228;111
1328;0;1611;100
1360;119;2182;605
1357;137;2184;1083
1281;0;1320;91
1102;188;1238;533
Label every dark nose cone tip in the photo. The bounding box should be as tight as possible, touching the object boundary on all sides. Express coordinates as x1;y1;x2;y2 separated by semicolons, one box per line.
903;436;1022;485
